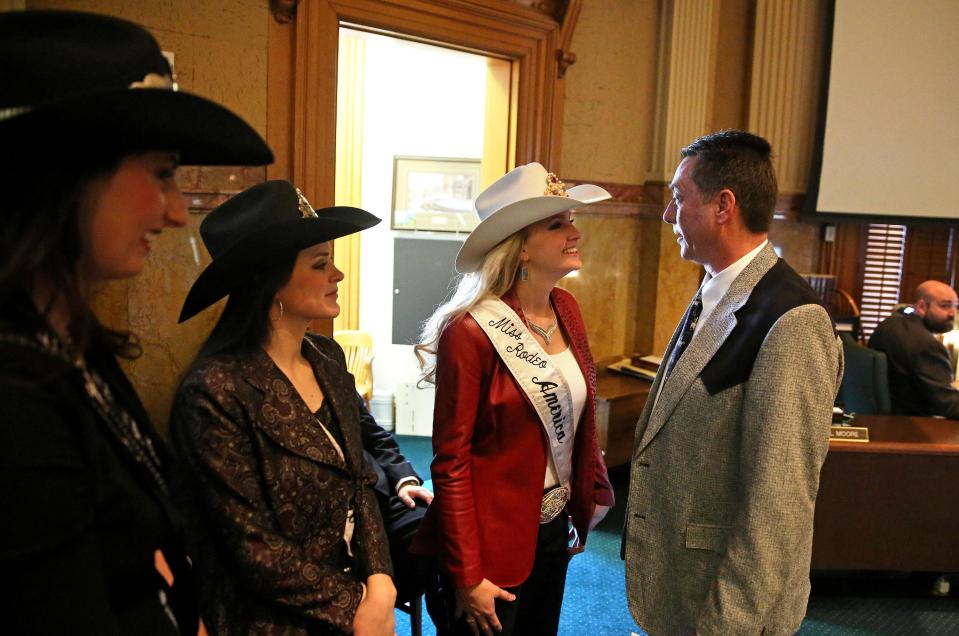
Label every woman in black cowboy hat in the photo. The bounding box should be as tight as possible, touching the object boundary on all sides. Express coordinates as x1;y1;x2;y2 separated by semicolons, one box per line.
0;10;272;636
172;181;396;636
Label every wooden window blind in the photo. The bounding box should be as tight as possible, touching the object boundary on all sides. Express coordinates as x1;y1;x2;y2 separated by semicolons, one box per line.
860;224;907;339
900;225;959;300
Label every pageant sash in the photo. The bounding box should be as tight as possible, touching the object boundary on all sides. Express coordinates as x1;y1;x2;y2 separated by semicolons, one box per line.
470;297;574;521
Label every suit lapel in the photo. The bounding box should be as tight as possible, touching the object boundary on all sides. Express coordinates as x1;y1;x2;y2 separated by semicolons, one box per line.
636;244;779;452
242;347;347;471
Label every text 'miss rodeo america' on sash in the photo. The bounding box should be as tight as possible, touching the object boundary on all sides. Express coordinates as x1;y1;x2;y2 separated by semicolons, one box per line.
469;297;574;521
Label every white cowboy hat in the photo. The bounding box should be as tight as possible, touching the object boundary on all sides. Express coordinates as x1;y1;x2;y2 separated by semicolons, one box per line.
455;162;611;273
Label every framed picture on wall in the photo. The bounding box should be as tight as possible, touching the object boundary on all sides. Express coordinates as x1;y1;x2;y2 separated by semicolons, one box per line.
391;156;482;232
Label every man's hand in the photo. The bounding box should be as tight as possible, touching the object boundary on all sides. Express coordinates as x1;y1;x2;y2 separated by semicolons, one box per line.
398;483;433;508
454;579;515;635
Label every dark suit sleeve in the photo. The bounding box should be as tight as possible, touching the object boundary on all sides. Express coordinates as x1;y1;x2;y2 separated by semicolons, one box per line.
913;339;959;419
357;392;420;491
0;387;120;634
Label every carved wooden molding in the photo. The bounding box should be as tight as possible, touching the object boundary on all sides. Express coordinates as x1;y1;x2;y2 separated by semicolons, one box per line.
555;0;581;78
556;49;576;78
563;177;647;204
561;178;662;218
270;0;573;207
269;0;301;23
510;0;566;21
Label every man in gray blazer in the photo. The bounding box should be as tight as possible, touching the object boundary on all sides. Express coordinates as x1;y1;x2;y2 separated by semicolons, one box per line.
624;130;843;636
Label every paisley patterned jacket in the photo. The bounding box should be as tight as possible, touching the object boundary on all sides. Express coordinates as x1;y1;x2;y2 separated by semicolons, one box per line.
171;334;392;635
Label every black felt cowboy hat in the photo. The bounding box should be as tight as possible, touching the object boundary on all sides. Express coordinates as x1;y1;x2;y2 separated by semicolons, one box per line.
0;10;272;166
179;180;380;322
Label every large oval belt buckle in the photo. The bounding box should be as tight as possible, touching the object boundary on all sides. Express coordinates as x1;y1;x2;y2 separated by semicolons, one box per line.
540;485;570;524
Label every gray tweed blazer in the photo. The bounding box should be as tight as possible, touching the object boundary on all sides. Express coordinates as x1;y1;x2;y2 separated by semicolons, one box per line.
624;243;844;636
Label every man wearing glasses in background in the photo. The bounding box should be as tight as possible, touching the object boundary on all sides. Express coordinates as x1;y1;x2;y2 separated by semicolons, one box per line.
869;280;959;419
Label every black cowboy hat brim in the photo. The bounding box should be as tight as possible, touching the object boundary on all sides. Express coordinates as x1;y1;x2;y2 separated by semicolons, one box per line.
178;207;379;323
0;87;272;166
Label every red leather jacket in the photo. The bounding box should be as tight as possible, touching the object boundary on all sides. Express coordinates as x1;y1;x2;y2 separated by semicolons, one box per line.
411;287;614;588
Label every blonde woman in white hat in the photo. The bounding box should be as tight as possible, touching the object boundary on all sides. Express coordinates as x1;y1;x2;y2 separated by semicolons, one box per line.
412;163;615;635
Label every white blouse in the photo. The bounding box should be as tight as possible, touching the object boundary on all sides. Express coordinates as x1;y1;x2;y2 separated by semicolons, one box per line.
544;346;587;488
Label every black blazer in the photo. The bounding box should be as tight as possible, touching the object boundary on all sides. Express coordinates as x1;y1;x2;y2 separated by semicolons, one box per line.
0;327;195;635
358;392;420;500
869;310;959;419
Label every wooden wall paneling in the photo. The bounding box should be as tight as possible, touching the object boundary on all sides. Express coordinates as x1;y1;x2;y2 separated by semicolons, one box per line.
301;0;566;193
901;224;959;297
815;221;864;302
293;0;339;206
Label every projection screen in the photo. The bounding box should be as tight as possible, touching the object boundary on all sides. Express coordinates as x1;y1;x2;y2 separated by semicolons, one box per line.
808;0;959;221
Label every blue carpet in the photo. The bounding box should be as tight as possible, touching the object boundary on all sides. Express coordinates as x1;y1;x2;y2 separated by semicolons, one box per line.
391;436;959;635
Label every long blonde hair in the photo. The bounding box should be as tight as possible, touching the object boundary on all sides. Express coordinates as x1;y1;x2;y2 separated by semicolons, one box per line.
415;231;526;384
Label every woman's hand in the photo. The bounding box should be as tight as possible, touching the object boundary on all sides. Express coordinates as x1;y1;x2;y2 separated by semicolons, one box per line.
352;574;396;636
589;504;610;530
397;483;433;508
454;579;515;635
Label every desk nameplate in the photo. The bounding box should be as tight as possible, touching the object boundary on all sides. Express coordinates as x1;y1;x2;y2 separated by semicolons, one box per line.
830;425;870;442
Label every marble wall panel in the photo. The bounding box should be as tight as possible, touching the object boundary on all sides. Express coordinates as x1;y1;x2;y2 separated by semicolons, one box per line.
653;223;703;355
634;216;663;356
770;217;821;275
561;0;660;183
558;213;645;364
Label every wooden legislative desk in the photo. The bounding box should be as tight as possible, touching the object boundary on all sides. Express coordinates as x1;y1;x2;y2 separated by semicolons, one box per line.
812;415;959;572
594;366;651;468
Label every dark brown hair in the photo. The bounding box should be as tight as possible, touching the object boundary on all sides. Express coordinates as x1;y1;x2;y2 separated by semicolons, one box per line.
681;130;777;234
0;156;140;357
196;253;298;360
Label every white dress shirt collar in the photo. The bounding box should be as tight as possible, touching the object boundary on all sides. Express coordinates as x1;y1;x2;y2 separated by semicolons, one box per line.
696;239;769;332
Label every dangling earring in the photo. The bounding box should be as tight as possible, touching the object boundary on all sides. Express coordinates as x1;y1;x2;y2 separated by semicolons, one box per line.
271;299;284;322
520;264;529;281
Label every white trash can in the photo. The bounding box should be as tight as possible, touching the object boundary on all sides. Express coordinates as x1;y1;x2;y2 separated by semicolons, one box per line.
369;391;395;432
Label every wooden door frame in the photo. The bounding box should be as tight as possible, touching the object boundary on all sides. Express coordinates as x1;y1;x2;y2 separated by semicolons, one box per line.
268;0;574;205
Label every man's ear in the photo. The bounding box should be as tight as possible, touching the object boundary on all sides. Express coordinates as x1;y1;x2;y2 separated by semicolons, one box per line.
714;189;737;225
914;298;928;316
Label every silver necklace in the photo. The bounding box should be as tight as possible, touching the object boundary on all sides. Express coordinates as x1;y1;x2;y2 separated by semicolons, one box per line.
526;316;558;345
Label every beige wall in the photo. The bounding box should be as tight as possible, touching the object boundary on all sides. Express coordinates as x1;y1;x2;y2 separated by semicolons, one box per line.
23;0;271;433
561;0;661;183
